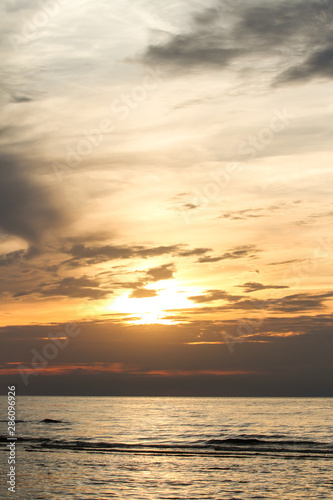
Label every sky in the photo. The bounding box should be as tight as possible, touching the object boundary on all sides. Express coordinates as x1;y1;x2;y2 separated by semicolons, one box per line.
0;0;333;395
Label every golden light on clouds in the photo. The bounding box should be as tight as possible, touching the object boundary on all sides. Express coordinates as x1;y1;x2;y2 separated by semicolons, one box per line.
1;0;333;398
109;281;199;324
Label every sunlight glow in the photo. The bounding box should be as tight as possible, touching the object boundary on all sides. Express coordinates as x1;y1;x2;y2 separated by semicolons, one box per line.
109;281;198;324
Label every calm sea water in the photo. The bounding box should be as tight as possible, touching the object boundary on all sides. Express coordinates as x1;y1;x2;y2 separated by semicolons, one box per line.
0;397;332;499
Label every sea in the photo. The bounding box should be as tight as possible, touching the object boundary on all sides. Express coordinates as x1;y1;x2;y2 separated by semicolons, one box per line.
0;397;332;499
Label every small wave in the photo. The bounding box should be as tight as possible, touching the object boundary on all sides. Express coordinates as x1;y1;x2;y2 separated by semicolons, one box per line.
39;419;65;424
0;436;50;443
1;435;331;458
206;437;319;447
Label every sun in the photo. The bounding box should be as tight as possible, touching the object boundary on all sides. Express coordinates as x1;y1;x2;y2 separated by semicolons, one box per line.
133;311;171;325
109;281;196;324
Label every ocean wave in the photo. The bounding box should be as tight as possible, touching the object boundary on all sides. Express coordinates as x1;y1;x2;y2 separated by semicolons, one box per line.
206;437;320;446
1;434;332;457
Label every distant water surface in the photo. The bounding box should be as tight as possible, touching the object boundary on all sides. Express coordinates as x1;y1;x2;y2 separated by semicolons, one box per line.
0;397;332;499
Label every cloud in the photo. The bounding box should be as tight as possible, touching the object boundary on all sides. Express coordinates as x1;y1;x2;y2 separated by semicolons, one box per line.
240;282;290;293
268;259;305;266
139;1;241;71
124;264;176;298
14;276;112;300
197;255;225;263
66;243;181;266
65;243;211;266
276;44;333;85
178;247;210;257
1;314;332;396
219;206;279;220
294;209;333;227
144;263;175;282
265;291;333;313
141;32;241;70
179;289;333;316
197;245;259;263
130;288;158;299
139;0;333;86
219;211;265;221
219;202;303;221
10;95;33;103
0;249;28;267
193;5;222;26
0;154;68;246
169;193;200;212
182;203;199;210
188;291;333;314
189;289;241;303
4;0;32;13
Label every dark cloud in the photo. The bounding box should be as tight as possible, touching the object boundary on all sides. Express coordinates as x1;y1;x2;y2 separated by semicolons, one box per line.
130;288;158;299
187;291;333;314
193;6;221;26
268;259;305;266
235;1;333;86
0;238;210;299
14;276;112;300
294;209;333;227
145;263;175;282
111;280;146;290
0;249;27;267
10;95;33;103
1;314;332;396
0;155;68;246
219;211;264;221
233;2;323;46
197;245;259;263
240;282;290;293
219;206;278;220
122;264;176;298
265;291;333;313
276;44;333;85
170;193;202;213
189;289;241;303
178;247;211;257
182;203;199;210
139;0;333;86
65;243;211;266
197;255;224;263
66;243;181;266
219;202;302;221
141;33;241;70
